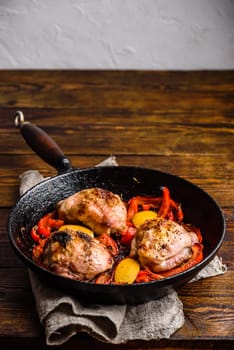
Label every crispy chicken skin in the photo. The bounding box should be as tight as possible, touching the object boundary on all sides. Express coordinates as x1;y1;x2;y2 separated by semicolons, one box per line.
130;218;199;272
56;188;127;235
42;228;113;281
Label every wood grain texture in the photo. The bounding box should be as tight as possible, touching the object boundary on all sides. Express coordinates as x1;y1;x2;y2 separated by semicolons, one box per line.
0;70;233;349
0;155;233;207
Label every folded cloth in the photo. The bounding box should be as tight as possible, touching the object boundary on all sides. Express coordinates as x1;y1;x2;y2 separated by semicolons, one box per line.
19;156;227;346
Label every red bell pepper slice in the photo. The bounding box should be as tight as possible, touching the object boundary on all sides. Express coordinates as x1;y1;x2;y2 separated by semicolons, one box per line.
158;186;171;218
135;268;163;283
120;226;136;246
30;226;40;243
169;198;184;222
97;233;119;257
127;195;162;221
37;212;64;237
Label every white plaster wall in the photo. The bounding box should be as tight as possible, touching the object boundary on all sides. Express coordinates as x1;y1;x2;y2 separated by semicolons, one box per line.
0;0;233;69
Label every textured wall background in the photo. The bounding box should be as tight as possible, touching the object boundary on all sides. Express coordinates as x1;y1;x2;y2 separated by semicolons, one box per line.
0;0;233;69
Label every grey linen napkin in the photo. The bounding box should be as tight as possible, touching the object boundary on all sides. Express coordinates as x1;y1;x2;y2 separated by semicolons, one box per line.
19;156;227;346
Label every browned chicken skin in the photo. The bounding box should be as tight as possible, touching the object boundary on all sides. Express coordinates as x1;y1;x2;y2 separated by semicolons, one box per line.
130;218;199;272
42;228;114;281
57;188;127;235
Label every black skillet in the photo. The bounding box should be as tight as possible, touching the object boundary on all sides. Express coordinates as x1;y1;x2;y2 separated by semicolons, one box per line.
8;111;226;305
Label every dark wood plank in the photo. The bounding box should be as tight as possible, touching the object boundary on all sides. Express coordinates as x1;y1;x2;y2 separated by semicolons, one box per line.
0;71;233;111
2;107;234;156
0;268;42;337
0;154;233;207
4;125;234;157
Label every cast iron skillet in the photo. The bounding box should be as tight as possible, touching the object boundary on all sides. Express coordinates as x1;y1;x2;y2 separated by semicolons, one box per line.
8;111;226;305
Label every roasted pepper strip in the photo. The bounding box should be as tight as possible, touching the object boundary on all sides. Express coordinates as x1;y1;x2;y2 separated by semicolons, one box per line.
127;196;162;221
97;233;119;257
31;226;40;243
37;212;64;237
48;217;64;229
194;227;203;243
170;198;184;222
120;226;136;246
32;240;46;261
31;211;64;263
135;268;163;283
159;243;203;277
158;186;171;218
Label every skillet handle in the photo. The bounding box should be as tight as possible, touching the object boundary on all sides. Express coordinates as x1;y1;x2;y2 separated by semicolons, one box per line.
15;111;72;173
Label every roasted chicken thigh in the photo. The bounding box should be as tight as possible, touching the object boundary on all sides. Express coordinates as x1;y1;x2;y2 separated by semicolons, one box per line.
130;218;199;272
42;228;113;281
57;187;127;235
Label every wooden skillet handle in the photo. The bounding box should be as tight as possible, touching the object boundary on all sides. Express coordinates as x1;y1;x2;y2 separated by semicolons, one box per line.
15;111;71;173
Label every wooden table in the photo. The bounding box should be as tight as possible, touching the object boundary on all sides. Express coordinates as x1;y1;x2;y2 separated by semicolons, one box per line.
0;70;233;349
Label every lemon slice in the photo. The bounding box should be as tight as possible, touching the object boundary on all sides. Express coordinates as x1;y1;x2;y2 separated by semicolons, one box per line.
114;258;140;284
132;210;157;227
